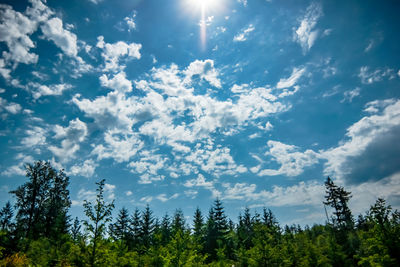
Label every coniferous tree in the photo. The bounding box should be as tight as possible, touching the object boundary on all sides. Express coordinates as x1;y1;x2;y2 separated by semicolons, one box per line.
109;207;132;248
171;209;185;235
193;207;204;240
140;204;154;249
324;177;353;230
131;208;142;249
0;201;14;232
70;217;82;242
43;168;71;240
83;179;114;267
160;213;171;245
237;207;253;249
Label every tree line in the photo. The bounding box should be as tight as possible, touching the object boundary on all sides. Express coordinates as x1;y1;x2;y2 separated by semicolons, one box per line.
0;161;399;266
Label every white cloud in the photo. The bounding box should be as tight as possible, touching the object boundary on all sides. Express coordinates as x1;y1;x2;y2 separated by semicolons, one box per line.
88;0;103;4
28;82;72;99
72;188;96;206
257;140;320;177
140;196;153;203
0;2;43;67
49;118;88;162
221;180;324;207
322;99;400;183
126;191;133;196
0;59;11;80
293;2;323;53
1;154;34;176
92;130;143;163
276;67;306;89
184;189;198;199
104;183;116;200
21;126;47;147
41;17;78;57
341;87;361;103
124;13;136;31
183;59;221;88
358;66;396;84
128;150;166;175
237;0;248;7
233;24;255;42
156;193;179;202
100;72;132;93
69;159;97;178
73;60;292;180
0;97;22;114
96;36;142;72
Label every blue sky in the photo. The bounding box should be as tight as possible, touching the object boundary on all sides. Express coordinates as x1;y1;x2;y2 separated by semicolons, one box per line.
1;0;400;226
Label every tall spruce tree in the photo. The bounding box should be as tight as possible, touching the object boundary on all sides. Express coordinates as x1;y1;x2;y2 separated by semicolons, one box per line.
131;208;142;249
193;207;204;240
140;204;154;249
0;201;14;232
324;177;353;230
109;207;132;248
171;209;185;235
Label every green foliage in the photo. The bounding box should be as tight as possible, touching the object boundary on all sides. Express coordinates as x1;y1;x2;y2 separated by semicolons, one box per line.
83;179;115;267
10;161;71;244
2;163;400;266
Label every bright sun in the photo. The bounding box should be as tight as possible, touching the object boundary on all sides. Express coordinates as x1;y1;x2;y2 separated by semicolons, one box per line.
184;0;224;50
188;0;213;9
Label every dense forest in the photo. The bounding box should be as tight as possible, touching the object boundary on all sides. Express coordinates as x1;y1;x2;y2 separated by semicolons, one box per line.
0;161;399;266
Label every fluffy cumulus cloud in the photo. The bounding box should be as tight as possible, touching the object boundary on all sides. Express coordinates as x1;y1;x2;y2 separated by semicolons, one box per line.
183;59;221;88
0;97;22;115
2;154;34;176
28;82;73;99
21;126;47;148
257;141;320;177
72;59;295;182
41;17;78;57
49;118;88;162
221;180;325;208
92;130;143;163
0;1;44;67
322;99;400;184
96;36;142;72
69;159;97;178
100;72;132;93
293;2;323;53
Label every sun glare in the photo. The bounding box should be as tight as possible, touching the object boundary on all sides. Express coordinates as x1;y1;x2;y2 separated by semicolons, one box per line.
185;0;224;51
188;0;217;10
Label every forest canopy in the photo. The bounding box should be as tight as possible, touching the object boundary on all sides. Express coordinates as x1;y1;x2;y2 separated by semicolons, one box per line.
0;161;399;266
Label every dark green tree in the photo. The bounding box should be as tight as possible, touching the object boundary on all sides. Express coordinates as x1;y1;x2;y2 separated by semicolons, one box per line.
109;207;132;245
324;177;353;230
130;208;142;249
171;209;185;235
193;207;204;240
70;217;82;242
160;213;171;245
140;204;154;249
83;179;114;267
10;161;70;243
0;201;14;232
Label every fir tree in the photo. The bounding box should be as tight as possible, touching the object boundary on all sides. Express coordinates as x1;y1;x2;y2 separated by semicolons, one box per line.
324;177;353;230
140;204;154;249
0;201;14;232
